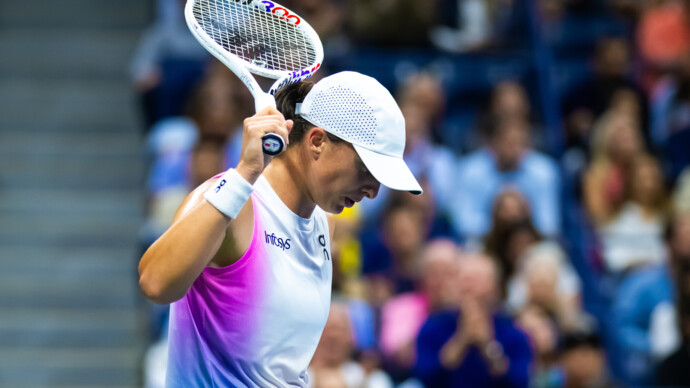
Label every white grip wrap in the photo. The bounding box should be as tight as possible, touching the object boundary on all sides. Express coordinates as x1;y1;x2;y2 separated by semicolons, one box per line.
204;169;253;219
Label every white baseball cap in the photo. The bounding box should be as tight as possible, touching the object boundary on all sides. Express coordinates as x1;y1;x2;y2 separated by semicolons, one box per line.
295;71;423;195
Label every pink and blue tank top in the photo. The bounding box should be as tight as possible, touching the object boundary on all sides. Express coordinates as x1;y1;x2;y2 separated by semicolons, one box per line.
166;175;333;387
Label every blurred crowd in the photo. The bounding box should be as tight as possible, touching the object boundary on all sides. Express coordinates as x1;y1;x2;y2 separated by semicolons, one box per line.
133;0;690;387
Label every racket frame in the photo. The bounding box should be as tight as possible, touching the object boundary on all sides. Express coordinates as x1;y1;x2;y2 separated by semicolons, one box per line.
184;0;324;113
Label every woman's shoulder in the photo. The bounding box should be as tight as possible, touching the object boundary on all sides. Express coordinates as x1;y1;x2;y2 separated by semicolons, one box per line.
170;178;219;224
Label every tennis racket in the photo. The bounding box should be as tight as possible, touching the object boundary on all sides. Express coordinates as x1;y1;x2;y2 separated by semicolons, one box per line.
185;0;324;155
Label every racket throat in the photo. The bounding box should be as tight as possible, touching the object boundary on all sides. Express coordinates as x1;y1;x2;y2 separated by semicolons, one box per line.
253;92;277;113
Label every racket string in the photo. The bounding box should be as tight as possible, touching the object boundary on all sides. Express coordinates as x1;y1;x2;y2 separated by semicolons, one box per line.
193;0;317;73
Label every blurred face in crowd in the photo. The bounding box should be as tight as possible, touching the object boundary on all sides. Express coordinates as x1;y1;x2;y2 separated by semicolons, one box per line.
399;73;445;123
491;119;530;171
525;258;560;310
404;181;435;220
561;344;606;388
384;206;425;258
402;102;431;148
456;255;499;309
609;88;640;119
493;190;531;226
604;113;643;162
312;304;353;368
595;37;629;77
419;240;460;309
491;81;531;121
364;274;395;307
629;156;665;208
191;78;237;140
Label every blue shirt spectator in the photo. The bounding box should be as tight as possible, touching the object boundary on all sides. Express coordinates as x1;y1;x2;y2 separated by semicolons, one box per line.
449;117;560;241
414;253;533;388
612;264;678;383
415;310;533;388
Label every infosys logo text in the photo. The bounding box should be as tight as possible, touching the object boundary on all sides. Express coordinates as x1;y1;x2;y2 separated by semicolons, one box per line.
264;231;291;251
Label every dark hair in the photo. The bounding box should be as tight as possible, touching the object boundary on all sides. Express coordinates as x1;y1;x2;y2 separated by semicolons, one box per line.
484;219;542;296
274;81;344;148
559;330;602;353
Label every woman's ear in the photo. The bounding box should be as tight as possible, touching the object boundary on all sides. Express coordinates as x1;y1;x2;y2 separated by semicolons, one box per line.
306;127;328;159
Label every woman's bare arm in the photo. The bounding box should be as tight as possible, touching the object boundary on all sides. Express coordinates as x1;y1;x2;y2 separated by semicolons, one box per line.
138;107;291;304
138;179;248;304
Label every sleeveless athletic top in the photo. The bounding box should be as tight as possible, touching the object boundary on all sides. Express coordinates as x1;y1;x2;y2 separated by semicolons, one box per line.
166;175;333;387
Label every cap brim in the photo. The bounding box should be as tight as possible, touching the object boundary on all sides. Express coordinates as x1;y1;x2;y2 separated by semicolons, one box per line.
353;144;423;195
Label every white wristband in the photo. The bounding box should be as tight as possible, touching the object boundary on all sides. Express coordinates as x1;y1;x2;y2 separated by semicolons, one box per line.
204;169;253;219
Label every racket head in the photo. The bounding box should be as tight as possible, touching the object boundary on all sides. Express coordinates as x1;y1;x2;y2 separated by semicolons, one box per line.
185;0;323;84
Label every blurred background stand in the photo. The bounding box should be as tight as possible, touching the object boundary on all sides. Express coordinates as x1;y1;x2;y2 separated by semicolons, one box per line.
0;0;150;386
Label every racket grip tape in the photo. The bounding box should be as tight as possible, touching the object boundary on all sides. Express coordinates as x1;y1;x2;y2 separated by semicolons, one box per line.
262;133;285;156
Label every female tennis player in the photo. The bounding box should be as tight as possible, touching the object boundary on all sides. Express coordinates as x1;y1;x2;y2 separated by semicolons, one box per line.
138;71;423;387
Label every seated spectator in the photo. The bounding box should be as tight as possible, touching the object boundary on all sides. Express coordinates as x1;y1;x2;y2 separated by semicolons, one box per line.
414;253;533;387
611;262;677;384
358;202;425;347
557;330;620;388
561;36;649;154
130;0;209;128
655;212;690;387
397;72;447;145
309;302;394;388
379;239;461;380
476;80;537;151
482;189;536;256
488;81;532;122
450;116;561;243
398;72;446;121
583;110;645;226
598;154;669;272
507;242;584;331
485;217;544;297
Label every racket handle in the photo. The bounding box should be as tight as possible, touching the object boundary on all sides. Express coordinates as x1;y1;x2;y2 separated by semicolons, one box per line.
254;93;284;155
262;133;285;156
